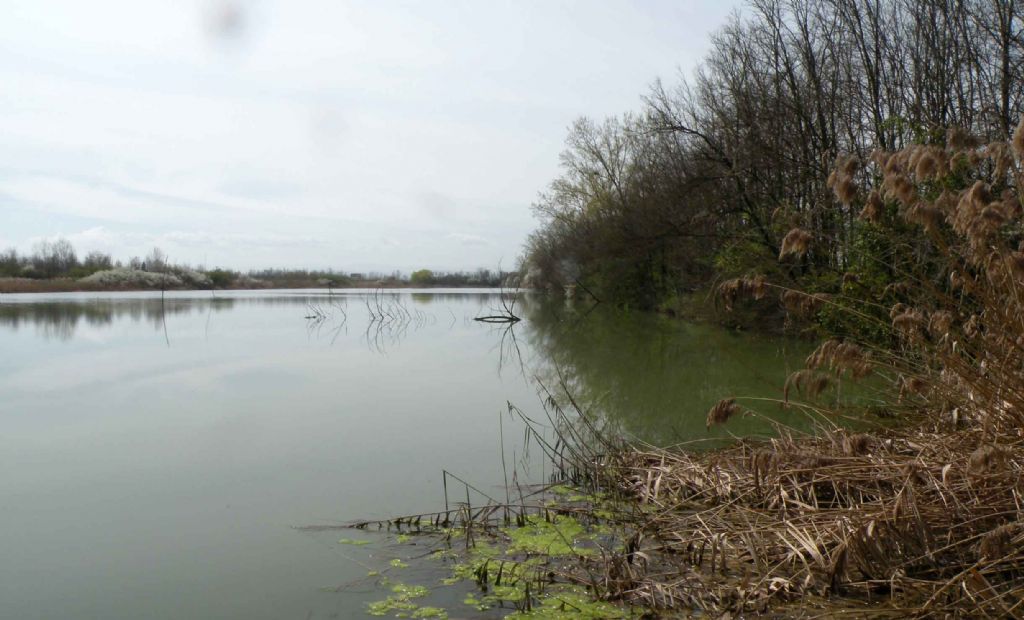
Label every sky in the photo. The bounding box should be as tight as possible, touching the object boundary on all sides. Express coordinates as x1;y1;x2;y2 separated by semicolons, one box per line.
0;0;739;273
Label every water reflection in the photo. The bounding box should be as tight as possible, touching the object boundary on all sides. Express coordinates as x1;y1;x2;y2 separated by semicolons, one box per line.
0;290;508;342
0;298;238;340
0;289;822;619
516;295;813;446
0;291;814;446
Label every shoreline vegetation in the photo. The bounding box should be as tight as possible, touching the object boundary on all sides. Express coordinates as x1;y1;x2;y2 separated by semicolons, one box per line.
376;130;1024;618
357;101;1024;620
0;243;515;294
397;0;1024;612
0;276;512;295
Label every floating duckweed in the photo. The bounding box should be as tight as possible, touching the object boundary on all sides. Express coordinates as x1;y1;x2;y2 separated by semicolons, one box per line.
339;538;373;546
548;484;576;496
503;515;589;556
512;587;631;619
366;582;434;618
390;584;428;598
366;597;417;617
365;485;641;618
548;485;608;503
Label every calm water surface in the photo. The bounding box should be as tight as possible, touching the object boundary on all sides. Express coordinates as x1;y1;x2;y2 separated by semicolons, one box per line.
0;289;810;619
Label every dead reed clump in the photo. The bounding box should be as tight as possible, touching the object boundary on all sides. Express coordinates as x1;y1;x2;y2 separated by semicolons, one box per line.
987;141;1015;180
910;145;944;181
779;228;813;260
706;398;743;428
828;155;860;205
806;339;873;379
1013;115;1024;159
979;522;1023;560
948;126;980;151
903;201;944;233
891;306;927;343
1007;252;1024;281
783;369;831;403
779;289;826;318
859;190;884;223
883;173;918;207
575;426;1024;618
841;433;875;456
968;444;1011;475
716;275;768;311
928;310;954;338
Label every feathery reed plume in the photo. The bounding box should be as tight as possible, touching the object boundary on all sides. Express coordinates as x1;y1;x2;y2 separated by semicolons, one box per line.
784;369;831;403
1013;115;1024;159
841;433;875;455
833;176;858;205
1007;252;1024;281
829;155;859;205
859;190;884;223
903;201;944;233
806;339;873;379
717;276;768;311
840;155;859;177
779;228;812;260
986;142;1014;180
928;310;954;337
706;398;742;428
1001;189;1022;219
780;289;825;317
882;168;918;206
948;126;980;151
934;189;957;214
892;306;925;339
908;145;945;181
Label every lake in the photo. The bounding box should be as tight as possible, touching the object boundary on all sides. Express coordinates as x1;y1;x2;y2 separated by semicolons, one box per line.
0;289;811;619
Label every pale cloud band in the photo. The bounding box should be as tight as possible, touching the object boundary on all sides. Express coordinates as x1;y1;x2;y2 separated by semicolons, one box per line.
0;0;736;272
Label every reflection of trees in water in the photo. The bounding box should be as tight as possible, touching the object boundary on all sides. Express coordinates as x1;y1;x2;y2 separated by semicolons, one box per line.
0;291;510;342
0;298;237;341
407;291;506;306
518;297;811;446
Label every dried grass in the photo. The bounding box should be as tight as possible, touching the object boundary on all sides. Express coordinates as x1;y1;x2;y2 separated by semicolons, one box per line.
580;424;1024;617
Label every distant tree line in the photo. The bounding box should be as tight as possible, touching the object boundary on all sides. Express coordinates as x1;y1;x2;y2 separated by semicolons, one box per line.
523;0;1024;313
0;239;112;279
0;238;510;290
409;268;512;287
0;241;189;280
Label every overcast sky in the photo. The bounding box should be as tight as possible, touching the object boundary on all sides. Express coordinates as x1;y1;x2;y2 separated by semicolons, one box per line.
1;0;738;273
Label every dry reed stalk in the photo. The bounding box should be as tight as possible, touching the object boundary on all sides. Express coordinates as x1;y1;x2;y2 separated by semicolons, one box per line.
576;124;1024;616
574;424;1024;617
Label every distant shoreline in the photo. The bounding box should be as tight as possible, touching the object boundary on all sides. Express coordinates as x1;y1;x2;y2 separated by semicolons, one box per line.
0;277;504;295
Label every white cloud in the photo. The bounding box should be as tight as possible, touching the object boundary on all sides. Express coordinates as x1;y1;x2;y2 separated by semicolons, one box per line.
0;0;739;270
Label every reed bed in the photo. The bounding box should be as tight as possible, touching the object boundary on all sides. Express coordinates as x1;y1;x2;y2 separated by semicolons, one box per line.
571;121;1024;617
586;423;1024;617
